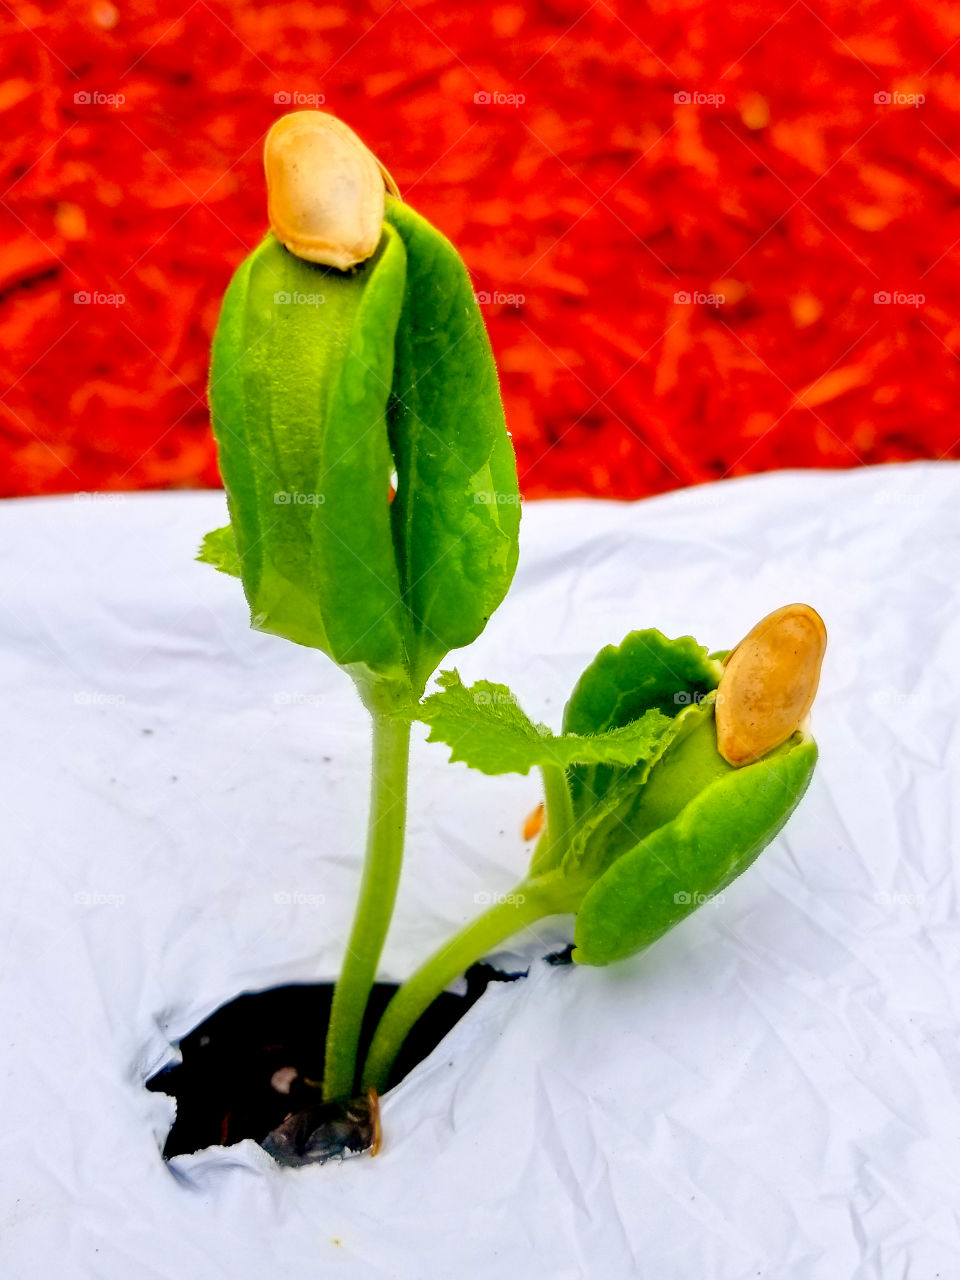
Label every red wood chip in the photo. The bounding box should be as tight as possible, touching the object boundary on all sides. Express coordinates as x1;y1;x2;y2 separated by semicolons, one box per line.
1;1;956;498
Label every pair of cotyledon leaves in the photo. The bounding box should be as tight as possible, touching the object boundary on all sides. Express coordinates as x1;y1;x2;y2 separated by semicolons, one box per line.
201;197;519;711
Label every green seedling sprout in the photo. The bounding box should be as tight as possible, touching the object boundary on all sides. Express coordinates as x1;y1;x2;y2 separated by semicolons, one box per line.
362;606;825;1093
201;111;520;1101
200;113;825;1149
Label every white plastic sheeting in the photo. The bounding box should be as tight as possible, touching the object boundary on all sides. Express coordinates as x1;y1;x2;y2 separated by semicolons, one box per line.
0;462;957;1279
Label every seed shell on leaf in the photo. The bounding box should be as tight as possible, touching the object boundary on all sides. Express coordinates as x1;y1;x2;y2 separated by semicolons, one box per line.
716;603;827;766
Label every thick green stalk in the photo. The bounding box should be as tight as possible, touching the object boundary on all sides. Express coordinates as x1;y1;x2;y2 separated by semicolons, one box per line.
324;713;412;1100
362;878;565;1093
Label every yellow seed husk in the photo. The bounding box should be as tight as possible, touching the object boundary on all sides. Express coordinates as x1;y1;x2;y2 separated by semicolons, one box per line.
716;603;827;766
264;111;397;270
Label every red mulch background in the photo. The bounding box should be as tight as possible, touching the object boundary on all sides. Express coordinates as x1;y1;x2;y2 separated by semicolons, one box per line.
2;0;959;499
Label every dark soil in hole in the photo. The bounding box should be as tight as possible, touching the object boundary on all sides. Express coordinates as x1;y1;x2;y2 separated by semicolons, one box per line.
146;963;526;1160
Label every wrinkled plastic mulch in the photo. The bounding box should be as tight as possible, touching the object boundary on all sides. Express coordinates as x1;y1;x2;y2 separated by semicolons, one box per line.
2;0;958;498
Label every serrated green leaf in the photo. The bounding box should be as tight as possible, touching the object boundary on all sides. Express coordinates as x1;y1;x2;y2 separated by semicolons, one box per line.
572;736;818;966
417;670;677;776
563;630;722;817
197;525;240;577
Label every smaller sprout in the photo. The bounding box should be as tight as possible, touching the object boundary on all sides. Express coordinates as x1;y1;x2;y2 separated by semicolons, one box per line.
716;603;827;767
264;111;399;270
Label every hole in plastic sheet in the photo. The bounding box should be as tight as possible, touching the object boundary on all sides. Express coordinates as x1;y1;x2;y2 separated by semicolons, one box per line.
146;963;526;1161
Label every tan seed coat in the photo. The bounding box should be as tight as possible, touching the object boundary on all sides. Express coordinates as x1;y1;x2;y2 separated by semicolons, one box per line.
716;603;827;766
264;111;397;270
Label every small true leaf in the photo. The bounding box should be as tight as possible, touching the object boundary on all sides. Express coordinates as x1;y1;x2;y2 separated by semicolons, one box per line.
417;670;678;776
198;525;241;578
563;630;722;817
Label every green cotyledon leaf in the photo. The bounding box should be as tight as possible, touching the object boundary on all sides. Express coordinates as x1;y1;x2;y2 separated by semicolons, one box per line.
209;225;409;694
571;733;818;966
206;198;520;709
384;199;520;692
198;525;240;577
563;630;723;819
416;671;678;776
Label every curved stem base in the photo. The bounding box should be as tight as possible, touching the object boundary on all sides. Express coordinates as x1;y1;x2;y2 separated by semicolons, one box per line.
362;879;565;1093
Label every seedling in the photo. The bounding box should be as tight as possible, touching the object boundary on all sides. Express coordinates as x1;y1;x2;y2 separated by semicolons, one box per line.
201;111;825;1156
202;111;520;1103
362;608;825;1091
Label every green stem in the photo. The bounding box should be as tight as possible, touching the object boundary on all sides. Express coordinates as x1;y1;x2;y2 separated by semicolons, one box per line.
529;761;575;876
323;713;411;1100
362;879;561;1093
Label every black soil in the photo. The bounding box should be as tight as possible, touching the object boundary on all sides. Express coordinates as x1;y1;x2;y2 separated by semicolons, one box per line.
146;963;525;1159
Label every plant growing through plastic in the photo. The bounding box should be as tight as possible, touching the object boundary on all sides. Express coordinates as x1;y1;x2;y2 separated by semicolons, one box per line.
201;111;826;1155
201;111;520;1103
